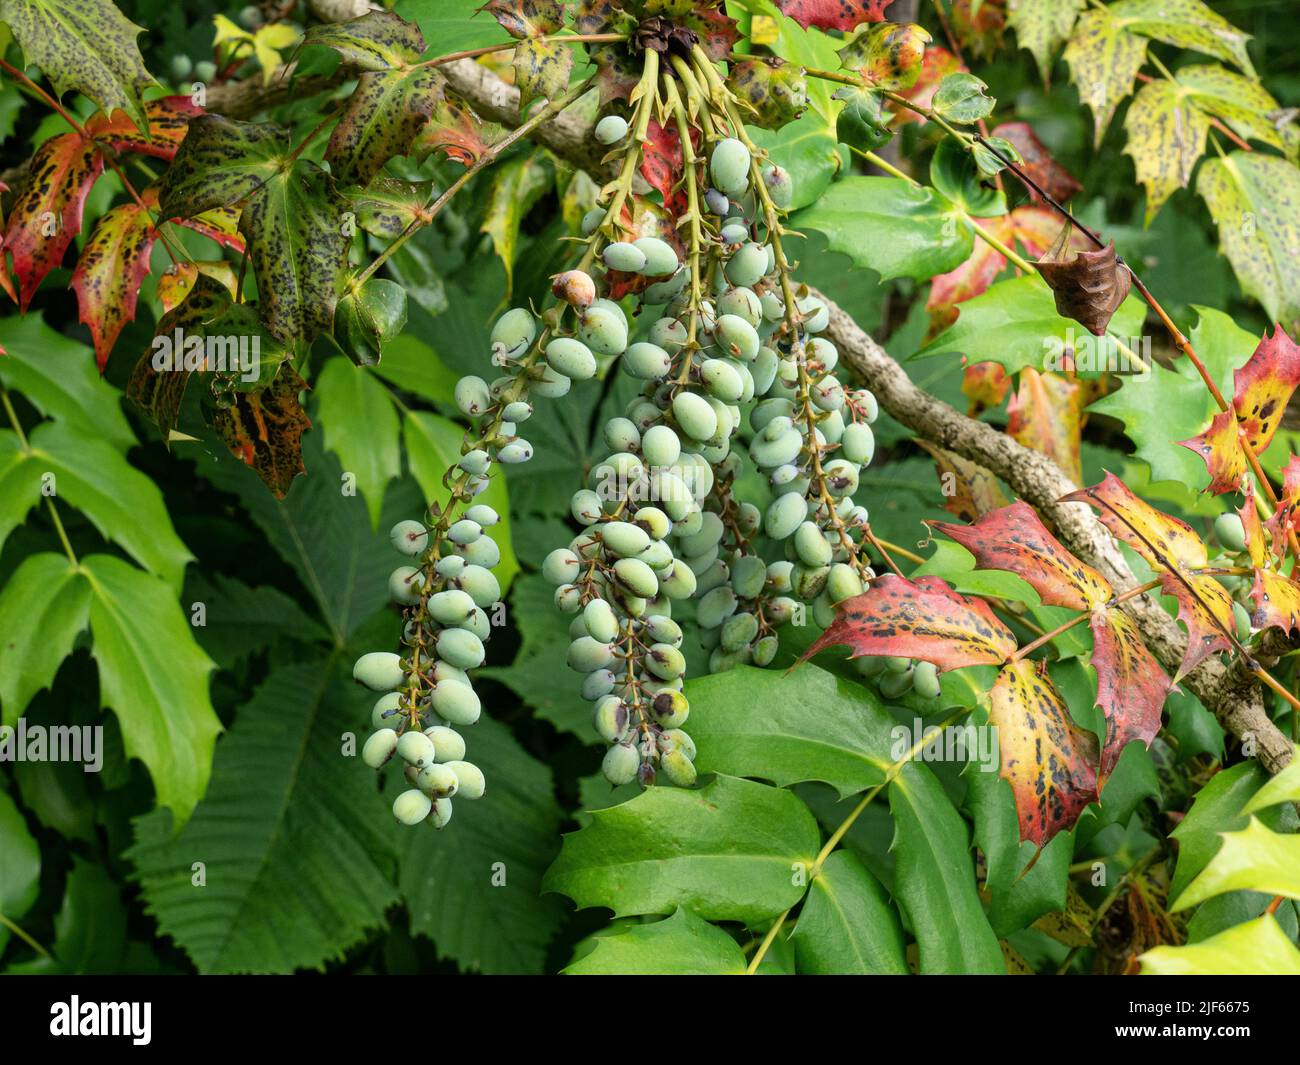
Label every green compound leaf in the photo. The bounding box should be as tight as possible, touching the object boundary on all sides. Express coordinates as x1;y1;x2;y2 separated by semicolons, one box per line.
0;552;89;720
314;358;400;529
1063;9;1147;146
399;714;566;974
889;761;1004;974
1123;79;1209;222
1173;817;1300;911
564;907;747;975
83;554;220;829
792;176;972;282
790;851;908;974
300;9;426;71
128;660;400;973
157;115;287;221
8;857;128;974
918;273;1147;376
1007;0;1085;84
686;663;895;798
543;774;821;926
1141;914;1300;975
0;0;153;130
1197;152;1300;333
0;788;41;957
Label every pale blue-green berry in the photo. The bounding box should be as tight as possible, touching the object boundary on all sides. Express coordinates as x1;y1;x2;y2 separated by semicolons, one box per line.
644;614;683;647
544;337;597;383
568;636;614;672
637;507;673;542
765;491;807;539
601;521;651;559
644;643;686;680
459;539;500;574
672;391;719;442
640;538;674;571
641;425;681;468
532;365;572;398
760;291;784;321
502;400;532;422
578;304;628;355
431;679;481;725
767;596;798;624
570;488;604;525
458;449;490;475
390;519;428;556
425;725;466;763
660;558;698;598
593;695;630;743
884;655;912;673
624;341;672;380
704;187;731;215
465;504;499;528
555;584;583;612
878;666;915;699
841;422;875;465
426;796;452;828
649;317;688;353
651;688;690;727
717;286;762;327
604;241;648;273
697;585;739;629
700;359;745;403
854;656;888;678
822;459;860;496
437;628;485;670
354;651;405;691
634;236;679;276
726;242;768;288
677;510;724;556
761;163;793;210
455;375;491;416
362;728;399;768
581;207;604;235
644;268;689;303
661;728;696;759
660;747;697;787
720;222;748;245
751;346;779;395
394;789;433;825
455;564;500;607
594;114;628;144
752;398;794;433
490;307;536;360
793;563;831;599
388;566;424;606
583;598;620;643
447;519;482;546
855;388;879;423
446;760;485;799
753;634;779;666
730;555;768;599
807;336;838;372
826;563;863;604
913;661;942;699
797;296;830;332
613;557;659;598
794;522;834;567
416;762;459;797
424;593;471;631
371;691;404;729
714;314;760;361
812;377;845;412
721;611;759;652
498;439;533;464
709;137;751;196
1215;513;1247;553
397;730;436;769
602;742;639;785
543;548;581;584
462;607;492;641
1233;600;1252;640
603;417;641;453
582;668;617;700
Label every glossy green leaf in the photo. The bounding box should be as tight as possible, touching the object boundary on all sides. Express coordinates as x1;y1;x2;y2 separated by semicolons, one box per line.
1173;817;1300;911
8;857;126;974
314;358;401;529
480;152;552;295
792;176;972;282
0;788;40;957
543;774;821;926
1141;914;1300;974
0;552;89;720
1169;761;1266;900
1242;746;1300;815
687;663;894;798
564;907;746;974
368;333;459;407
790;851;908;974
128;660;400;973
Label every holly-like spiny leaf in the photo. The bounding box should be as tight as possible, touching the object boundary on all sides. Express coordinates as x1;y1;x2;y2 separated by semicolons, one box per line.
1237;484;1300;635
1063;9;1148;146
513;36;573;112
326;66;444;187
989;659;1098;846
836;21;930;91
929;500;1112;612
412;89;492;166
157;114;289;221
776;0;895;33
300;9;426;70
486;0;564;38
85;95;204;160
913;439;1009;523
1007;367;1085;485
728;57;808;130
803;573;1017;673
347;177;437;239
1090;608;1170;781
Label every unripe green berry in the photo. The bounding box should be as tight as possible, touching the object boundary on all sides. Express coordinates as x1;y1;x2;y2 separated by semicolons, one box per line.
393;789;433;825
353;651;405;691
362;728;399;768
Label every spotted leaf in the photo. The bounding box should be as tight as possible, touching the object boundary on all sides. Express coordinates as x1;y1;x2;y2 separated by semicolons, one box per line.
728;58;807;130
157;115;288;221
325;66;443;187
803;573;1017;673
300;9;426;70
1063;10;1147;146
1179;408;1246;495
837;21;930;91
85;96;204;161
683;3;739;60
347;178;437;239
1007;367;1084;485
1062;472;1235;678
69;195;157;369
930;500;1112;611
3;131;103;310
513;36;572;112
1232;326;1300;456
412;90;492;166
914;440;1008;523
0;0;153;130
961;360;1009;415
1007;0;1084;84
989;659;1098;846
212;363;311;498
485;0;563;38
1090;608;1170;781
1123;79;1210;222
1265;456;1300;561
777;0;895;33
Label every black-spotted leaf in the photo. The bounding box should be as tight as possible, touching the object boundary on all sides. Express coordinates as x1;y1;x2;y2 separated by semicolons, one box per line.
1123;79;1209;221
1007;0;1084;83
300;9;426;70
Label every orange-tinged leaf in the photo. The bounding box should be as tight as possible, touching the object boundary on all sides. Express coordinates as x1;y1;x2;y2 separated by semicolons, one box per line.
1062;472;1235;678
157;262;198;312
175;205;246;253
991;121;1082;204
85;96;204;161
914;440;1009;522
989;660;1098;846
1238;481;1269;568
962;360;1009;416
3;132;104;310
1232;325;1300;457
640;119;695;223
1090;608;1170;782
1008;367;1084;485
776;0;895;33
1266;455;1300;560
212;363;311;497
1179;407;1247;494
931;500;1112;611
1239;482;1300;635
802;573;1016;672
70;197;157;369
412;91;491;167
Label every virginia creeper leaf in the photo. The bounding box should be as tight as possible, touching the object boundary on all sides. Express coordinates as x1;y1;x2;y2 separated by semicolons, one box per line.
480;151;551;295
314;358;400;528
1006;0;1084;84
0;788;40;956
0;551;89;719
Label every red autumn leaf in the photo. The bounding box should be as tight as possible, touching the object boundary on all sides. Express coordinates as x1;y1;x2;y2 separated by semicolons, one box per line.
1090;609;1170;782
640;119;694;221
413;92;491;167
70;195;158;370
1238;483;1300;635
930;499;1112;611
684;4;740;61
0;180;14;305
85;96;204;161
1231;324;1300;457
990;121;1082;204
914;439;1008;523
1265;455;1300;560
1179;408;1247;495
1008;367;1084;485
961;360;1009;416
3;132;104;310
989;659;1098;846
1062;472;1235;679
950;0;1005;58
890;46;962;127
776;0;894;33
803;573;1017;672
